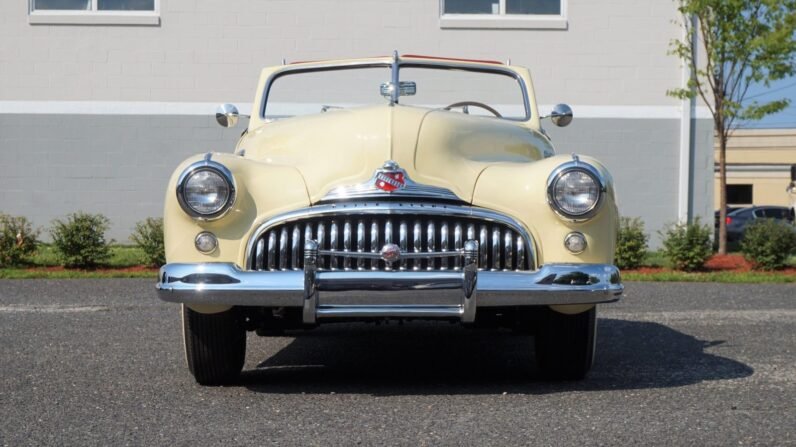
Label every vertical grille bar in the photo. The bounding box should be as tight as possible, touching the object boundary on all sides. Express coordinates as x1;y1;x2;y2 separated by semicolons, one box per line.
385;219;393;243
399;221;408;271
267;231;277;271
343;220;352;270
491;227;501;271
440;221;449;270
370;221;379;271
504;230;513;271
356;220;365;271
516;235;525;271
329;220;339;270
427;221;436;270
384;219;393;271
291;225;301;270
255;238;265;271
453;222;462;270
279;227;288;270
478;225;488;270
316;222;326;269
413;220;422;271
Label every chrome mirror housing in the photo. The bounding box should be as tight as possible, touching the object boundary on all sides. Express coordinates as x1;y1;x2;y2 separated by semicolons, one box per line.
549;103;573;127
215;104;240;128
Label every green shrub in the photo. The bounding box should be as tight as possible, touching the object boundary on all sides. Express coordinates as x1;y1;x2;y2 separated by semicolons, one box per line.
50;212;112;268
740;219;796;270
131;217;165;267
0;214;39;267
660;217;713;272
615;217;649;269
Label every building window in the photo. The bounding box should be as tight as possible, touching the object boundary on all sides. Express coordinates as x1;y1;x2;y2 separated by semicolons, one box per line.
440;0;567;29
727;184;753;205
29;0;159;25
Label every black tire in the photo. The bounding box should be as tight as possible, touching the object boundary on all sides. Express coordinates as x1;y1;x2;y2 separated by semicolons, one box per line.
182;305;246;385
534;306;597;380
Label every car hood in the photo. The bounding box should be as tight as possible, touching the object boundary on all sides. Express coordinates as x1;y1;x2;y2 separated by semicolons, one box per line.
241;104;551;203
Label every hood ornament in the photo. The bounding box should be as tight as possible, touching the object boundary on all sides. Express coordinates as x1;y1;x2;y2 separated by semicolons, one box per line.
374;160;406;192
320;160;462;202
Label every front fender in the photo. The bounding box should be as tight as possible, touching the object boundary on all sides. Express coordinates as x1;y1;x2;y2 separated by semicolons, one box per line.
163;153;310;266
472;155;618;266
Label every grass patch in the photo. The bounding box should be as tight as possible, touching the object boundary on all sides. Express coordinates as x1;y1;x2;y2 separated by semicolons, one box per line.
0;244;155;279
643;250;668;268
29;244;145;268
0;268;156;279
623;270;795;283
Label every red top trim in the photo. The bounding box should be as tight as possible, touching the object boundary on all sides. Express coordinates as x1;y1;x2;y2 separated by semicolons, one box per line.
401;54;504;65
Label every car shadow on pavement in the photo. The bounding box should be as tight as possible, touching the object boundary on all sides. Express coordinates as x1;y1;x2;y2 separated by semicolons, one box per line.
239;318;754;395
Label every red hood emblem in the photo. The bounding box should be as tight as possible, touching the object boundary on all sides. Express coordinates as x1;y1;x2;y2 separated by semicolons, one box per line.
375;171;405;192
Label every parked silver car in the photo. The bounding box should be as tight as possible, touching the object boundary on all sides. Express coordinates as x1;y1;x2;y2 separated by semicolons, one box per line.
723;206;794;242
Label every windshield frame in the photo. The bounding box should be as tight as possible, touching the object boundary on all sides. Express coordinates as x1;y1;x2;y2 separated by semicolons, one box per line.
259;59;531;122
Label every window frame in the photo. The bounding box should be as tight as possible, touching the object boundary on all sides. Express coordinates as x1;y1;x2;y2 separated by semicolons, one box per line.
260;61;532;122
726;184;753;206
439;0;567;30
28;0;160;26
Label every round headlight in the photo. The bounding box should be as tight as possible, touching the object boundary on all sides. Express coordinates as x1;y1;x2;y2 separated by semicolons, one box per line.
184;170;230;214
548;164;604;219
177;159;235;220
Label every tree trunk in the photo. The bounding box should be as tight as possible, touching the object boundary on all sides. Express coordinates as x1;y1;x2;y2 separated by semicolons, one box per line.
718;130;728;255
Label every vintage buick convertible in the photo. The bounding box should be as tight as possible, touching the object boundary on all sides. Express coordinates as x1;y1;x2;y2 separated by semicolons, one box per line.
156;54;623;385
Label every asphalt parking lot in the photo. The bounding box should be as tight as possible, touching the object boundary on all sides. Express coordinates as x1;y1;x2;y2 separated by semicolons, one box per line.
0;280;794;446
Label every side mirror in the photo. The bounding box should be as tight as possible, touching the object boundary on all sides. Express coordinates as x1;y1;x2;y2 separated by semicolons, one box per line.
216;103;240;128
548;103;573;127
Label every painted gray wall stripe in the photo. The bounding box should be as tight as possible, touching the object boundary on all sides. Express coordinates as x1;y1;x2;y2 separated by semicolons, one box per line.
0;101;712;120
0;101;253;116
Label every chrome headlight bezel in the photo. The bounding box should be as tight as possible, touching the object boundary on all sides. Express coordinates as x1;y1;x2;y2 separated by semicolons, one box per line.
176;157;236;220
546;160;606;221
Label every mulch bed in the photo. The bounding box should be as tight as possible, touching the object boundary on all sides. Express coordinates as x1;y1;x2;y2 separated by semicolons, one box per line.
704;254;753;271
626;254;796;275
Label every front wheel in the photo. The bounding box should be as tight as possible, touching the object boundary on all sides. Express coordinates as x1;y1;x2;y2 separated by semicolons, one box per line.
534;306;597;380
182;305;246;385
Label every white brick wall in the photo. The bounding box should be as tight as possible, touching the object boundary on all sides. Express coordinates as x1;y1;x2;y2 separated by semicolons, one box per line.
0;0;684;107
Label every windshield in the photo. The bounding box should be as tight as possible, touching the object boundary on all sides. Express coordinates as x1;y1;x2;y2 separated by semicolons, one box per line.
263;64;529;121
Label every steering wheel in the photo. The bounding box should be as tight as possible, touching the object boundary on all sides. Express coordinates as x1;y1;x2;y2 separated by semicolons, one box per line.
443;101;502;118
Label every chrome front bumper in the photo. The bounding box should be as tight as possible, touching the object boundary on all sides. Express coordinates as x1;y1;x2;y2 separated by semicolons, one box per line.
156;241;622;324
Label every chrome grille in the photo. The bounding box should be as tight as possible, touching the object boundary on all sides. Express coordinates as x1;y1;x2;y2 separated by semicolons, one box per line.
249;212;533;272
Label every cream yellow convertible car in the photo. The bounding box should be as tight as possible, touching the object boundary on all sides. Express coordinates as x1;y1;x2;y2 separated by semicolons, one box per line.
157;53;623;385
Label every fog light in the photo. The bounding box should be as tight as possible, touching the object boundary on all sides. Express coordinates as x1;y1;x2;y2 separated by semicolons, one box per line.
564;232;587;254
195;232;218;254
